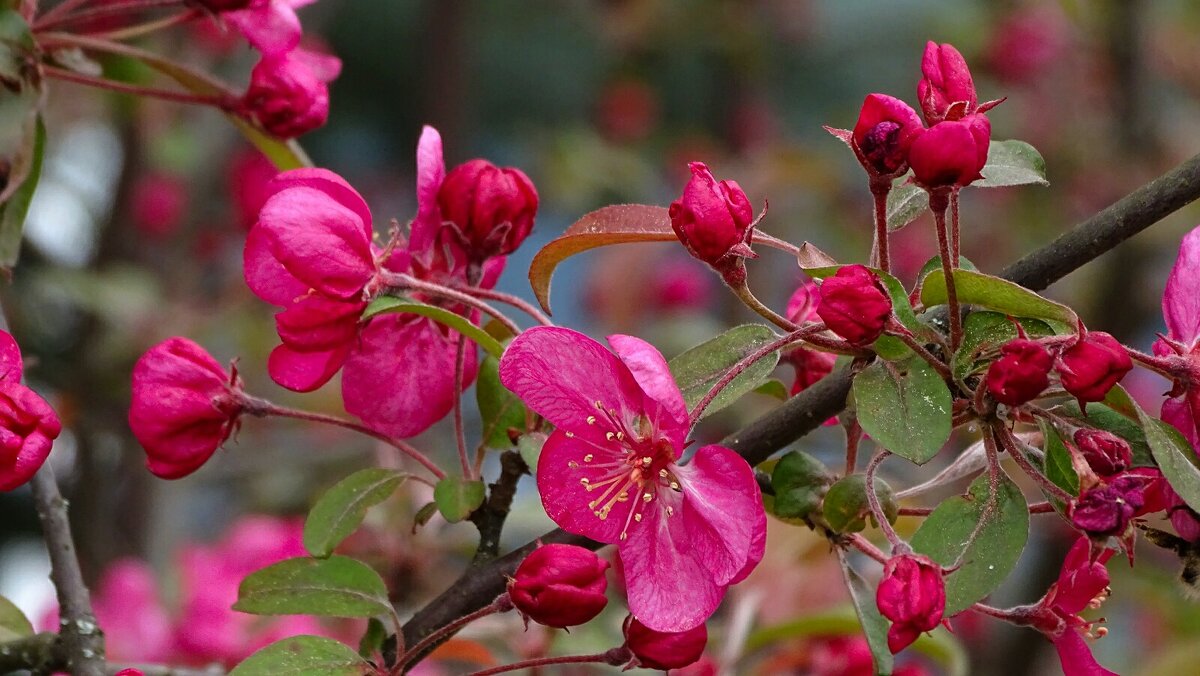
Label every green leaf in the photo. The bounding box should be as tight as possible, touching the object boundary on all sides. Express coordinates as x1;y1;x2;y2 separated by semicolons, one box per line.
517;432;547;471
357;618;386;661
770;451;834;525
668;324;781;418
1136;404;1200;513
1055;401;1152;466
0;113;41;270
433;476;486;523
886;177;927;232
822;474;897;534
0;594;32;642
910;472;1030;615
412;502;438;533
951;312;1055;381
974;140;1049;188
363;296;504;358
920;268;1077;326
230;636;371;676
529;204;676;313
234;556;392;618
304;469;408;558
1040;421;1079;496
838;551;894;675
853;358;952;465
477;355;527;449
0;10;33;88
754;378;790;401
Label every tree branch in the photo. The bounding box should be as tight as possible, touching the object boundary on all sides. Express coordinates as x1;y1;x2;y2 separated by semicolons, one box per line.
469;450;528;563
400;150;1200;658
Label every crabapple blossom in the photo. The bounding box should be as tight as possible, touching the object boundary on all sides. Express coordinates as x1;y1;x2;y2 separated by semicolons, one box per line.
669;161;758;283
242;47;341;139
851;93;924;176
815;265;893;346
986;338;1053;406
624;616;708;670
875;553;945;653
438;158;539;262
1057;331;1132;406
907;114;991;189
508;544;609;628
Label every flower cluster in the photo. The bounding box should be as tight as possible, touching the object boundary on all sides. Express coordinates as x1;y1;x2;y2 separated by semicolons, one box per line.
984;330;1132;408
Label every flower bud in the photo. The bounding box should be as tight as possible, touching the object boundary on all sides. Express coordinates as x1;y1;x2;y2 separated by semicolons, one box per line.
986;339;1053;406
508;544;609;628
668;162;757;278
1069;475;1146;537
917;42;978;124
1166;484;1200;542
625;617;707;671
1057;332;1132;405
908;114;991;189
242;48;342;139
128;338;246;479
815;265;893;346
437;159;538;261
0;330;62;492
876;553;945;653
851;94;924;176
1073;429;1132;478
115;670;145;676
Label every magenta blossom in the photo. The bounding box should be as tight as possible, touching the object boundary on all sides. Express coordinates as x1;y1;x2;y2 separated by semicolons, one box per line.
668;161;758;283
917;41;1002;124
242;46;341;139
221;0;316;56
499;327;765;632
1154;224;1200;449
784;281;836;401
0;330;61;491
907;114;991;189
851;93;924;177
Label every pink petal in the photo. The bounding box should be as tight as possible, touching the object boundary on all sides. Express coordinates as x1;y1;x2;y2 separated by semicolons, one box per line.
342;315;477;438
291;47;342;82
727;500;766;585
498;327;649;433
1052;629;1118;676
410;125;446;255
673;444;761;586
1162;395;1200;451
226;1;301;56
1164;225;1200;345
266;168;373;230
0;330;21;381
607;334;689;437
267;343;349;393
536;428;633;544
243;224;308;306
622;492;727;633
1053;537;1113;616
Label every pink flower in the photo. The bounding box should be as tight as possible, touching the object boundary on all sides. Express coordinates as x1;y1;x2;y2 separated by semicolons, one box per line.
242;46;341;139
130;172;188;238
650;259;713;311
668;162;757;282
128;337;246;479
624;616;708;670
91;560;175;662
851;94;924;176
907;114;991;189
222;0;316;56
1025;537;1118;676
498;327;765;632
876;553;945;653
1069;475;1146;537
784;281;836;397
1155;225;1200;447
508;543;609;628
1057;332;1132;406
1073;430;1132;478
0;331;61;491
917;42;978;124
437;158;539;261
815;265;893;346
228;150;280;230
986;338;1053;406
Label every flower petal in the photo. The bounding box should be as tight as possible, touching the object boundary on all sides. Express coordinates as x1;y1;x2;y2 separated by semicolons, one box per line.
673;444;762;586
607;334;688;434
266;168;373;229
1052;629;1118;676
499;327;648;433
1162;395;1200;451
342;315;476;438
536;428;632;544
410;125;445;256
0;330;21;382
226;1;301;56
267;343;350;393
243;224;308;306
1164;225;1200;346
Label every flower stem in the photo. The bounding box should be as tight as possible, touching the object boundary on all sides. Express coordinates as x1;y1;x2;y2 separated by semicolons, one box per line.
950;189;962;262
380;271;523;338
247;399;446;480
994;423;1075;502
33;0;182;31
1127;347;1181;379
930;190;962;351
870;178;891;273
886;320;952;381
396;595;512;672
750;230;802;256
464;650;631;676
865;449;903;549
454;283;552;327
41;65;234;108
452;335;472;479
844;533;889;564
33;0;91;27
731;281;799;332
688;325;821;424
942;430;1003;572
90;8;198;41
844;419;862;476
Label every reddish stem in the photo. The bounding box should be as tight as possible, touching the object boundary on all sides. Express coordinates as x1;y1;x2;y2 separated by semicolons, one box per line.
454;284;552;327
870;177;891;273
930;190;962;351
845;533;889;564
994;423;1075;503
731;281;799;332
41;65;234;108
950;189;961;262
397;595;512;672
33;0;182;31
33;0;91;26
844;419;862;476
452;335;472;479
90;8;198;41
380;271;523;338
864;450;903;549
465;651;630;676
688;325;822;424
886;320;952;380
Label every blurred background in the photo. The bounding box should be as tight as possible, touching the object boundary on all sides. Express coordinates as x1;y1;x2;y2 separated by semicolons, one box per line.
5;0;1200;673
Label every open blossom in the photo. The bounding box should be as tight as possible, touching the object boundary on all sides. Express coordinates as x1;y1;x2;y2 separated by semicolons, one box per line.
242;47;341;139
438;158;538;261
1069;475;1146;537
509;544;609;628
0;331;61;491
851;94;924;176
668;162;758;282
1154;224;1200;448
499;327;765;632
1023;537;1118;676
876;553;945;653
128;337;247;479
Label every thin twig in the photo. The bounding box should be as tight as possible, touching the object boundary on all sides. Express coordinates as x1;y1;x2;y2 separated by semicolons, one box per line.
454;284;552;327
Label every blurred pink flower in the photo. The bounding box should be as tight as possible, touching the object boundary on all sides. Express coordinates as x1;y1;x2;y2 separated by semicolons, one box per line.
229;150;280;230
242;46;341;139
1154;225;1200;448
223;0;316;56
130;172;188;238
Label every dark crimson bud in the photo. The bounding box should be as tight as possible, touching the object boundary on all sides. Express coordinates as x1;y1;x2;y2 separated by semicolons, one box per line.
1073;429;1132;478
508;544;609;628
1057;332;1132;405
986;339;1053;406
876;553;945;653
851;94;924;176
815;265;893;346
908;114;991;189
624;617;707;671
668;162;757;282
1069;476;1145;537
438;159;538;261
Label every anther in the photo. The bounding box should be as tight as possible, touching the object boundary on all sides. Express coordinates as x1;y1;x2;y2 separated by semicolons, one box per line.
586;415;596;425
634;513;643;522
606;432;615;441
583;454;593;462
642;457;652;466
643;493;653;502
568;461;579;469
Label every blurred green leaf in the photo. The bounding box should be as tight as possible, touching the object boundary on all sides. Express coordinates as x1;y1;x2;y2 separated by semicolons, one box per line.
974;139;1049;188
910;472;1029;615
838;551;893;675
668;324;781;418
822;473;897;534
0;594;32;642
230;636;370;675
304;469;408;558
754;378;789;401
357;618;386;661
235;556;392;618
886;177;926;232
1041;421;1079;497
477;355;527;449
0;114;41;270
433;476;486;523
1137;404;1200;513
853;357;952;465
412;502;438;533
364;296;504;358
921;269;1077;326
517;432;547;471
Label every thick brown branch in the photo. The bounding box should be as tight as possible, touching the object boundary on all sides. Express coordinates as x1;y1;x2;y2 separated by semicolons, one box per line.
400;150;1200;658
469;450;529;563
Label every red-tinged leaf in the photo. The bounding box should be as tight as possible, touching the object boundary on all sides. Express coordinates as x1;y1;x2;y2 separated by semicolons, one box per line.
428;638;499;667
824;125;853;146
529;204;675;314
796;241;838;271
